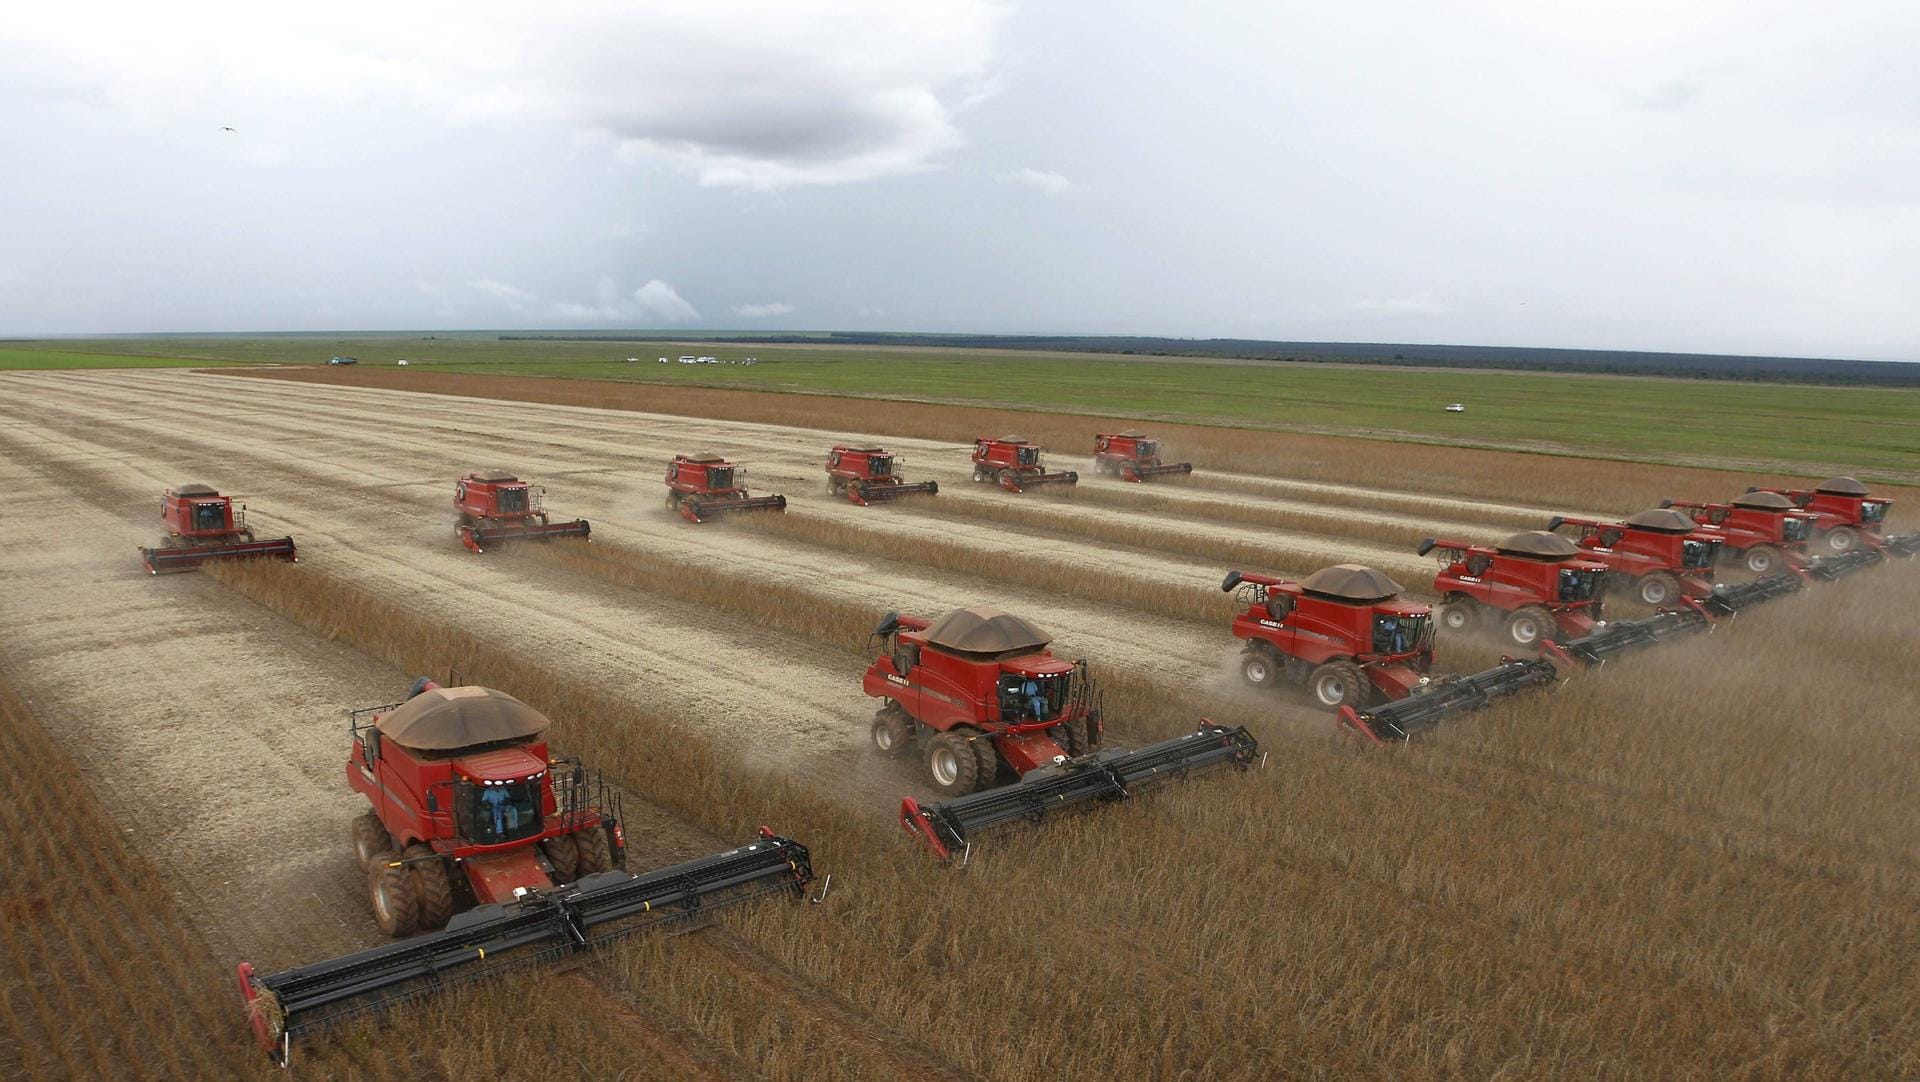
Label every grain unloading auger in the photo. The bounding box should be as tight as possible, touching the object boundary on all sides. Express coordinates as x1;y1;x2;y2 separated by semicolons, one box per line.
139;484;298;573
236;679;814;1063
453;471;590;553
900;721;1260;862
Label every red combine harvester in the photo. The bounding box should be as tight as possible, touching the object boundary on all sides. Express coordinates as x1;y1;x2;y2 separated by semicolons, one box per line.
971;435;1079;492
1092;431;1192;482
825;444;939;505
1744;477;1910;554
665;452;787;523
864;607;1256;860
1547;509;1722;606
1222;564;1434;709
1420;530;1608;648
237;679;813;1064
139;483;298;574
453;471;590;554
1658;492;1814;574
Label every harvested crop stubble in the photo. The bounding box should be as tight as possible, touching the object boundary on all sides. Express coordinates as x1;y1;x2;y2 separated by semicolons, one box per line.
203;556;1918;1078
232;367;1920;511
0;669;257;1081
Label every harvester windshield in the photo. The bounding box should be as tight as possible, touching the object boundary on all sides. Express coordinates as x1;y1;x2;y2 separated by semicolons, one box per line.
1137;440;1158;459
1372;613;1431;655
456;780;543;845
1016;446;1039;466
1682;539;1717;568
998;671;1068;722
1558;567;1602;601
868;456;893;476
707;466;735;490
1782;517;1809;542
192;502;226;530
496;487;530;514
1861;501;1888;523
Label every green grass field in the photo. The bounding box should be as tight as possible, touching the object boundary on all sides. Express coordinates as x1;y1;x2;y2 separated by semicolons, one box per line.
0;347;242;370
18;336;1919;477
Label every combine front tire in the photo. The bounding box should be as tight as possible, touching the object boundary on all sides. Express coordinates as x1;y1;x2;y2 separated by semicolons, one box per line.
1505;606;1554;648
1637;573;1680;606
352;813;392;870
1054;716;1090;757
1745;545;1784;574
404;845;455;930
1437;598;1479;633
576;826;615;876
541;833;581;882
368;851;420;937
1308;661;1367;710
1823;527;1858;553
924;730;982;797
871;706;911;757
1239;646;1281;690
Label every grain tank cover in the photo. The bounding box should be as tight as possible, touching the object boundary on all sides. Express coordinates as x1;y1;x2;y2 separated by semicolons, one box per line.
1301;564;1403;601
174;483;219;496
376;686;550;751
1495;530;1581;558
923;607;1053;654
468;470;521;483
1815;476;1869;496
1731;491;1796;511
1624;508;1699;533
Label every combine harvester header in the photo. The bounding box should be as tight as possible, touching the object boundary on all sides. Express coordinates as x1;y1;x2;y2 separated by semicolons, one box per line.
665;453;788;523
1092;431;1192;482
825;444;939;505
1338;656;1560;744
453;471;591;553
139;484;298;573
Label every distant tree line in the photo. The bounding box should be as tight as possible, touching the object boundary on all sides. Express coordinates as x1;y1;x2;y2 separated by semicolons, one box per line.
498;332;1920;387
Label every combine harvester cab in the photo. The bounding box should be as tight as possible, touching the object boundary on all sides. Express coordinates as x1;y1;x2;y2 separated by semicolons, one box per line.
1222;565;1435;710
1547;509;1721;606
1421;531;1609;648
237;679;813;1063
1092;431;1192;482
1658;492;1817;575
863;607;1256;860
971;436;1079;493
139;484;298;574
665;452;788;523
453;471;591;554
826;444;939;506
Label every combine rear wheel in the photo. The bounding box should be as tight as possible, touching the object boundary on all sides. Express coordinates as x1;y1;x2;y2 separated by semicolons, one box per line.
1437;599;1479;633
1823;527;1858;553
351;813;392;869
404;845;455;929
575;826;615;876
1745;545;1784;574
1505;606;1554;648
1637;573;1680;606
1239;646;1281;690
924;730;982;797
368;851;420;937
1308;661;1366;709
871;706;911;757
541;833;581;881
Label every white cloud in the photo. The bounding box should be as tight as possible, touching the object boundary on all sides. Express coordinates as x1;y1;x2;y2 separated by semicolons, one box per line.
472;277;700;324
999;167;1072;195
1348;294;1450;319
731;301;795;318
2;1;1003;190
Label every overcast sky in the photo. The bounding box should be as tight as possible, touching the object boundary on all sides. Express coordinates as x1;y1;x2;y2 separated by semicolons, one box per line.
2;1;1916;359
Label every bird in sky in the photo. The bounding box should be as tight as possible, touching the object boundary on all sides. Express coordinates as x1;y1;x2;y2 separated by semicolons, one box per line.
222;126;236;132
